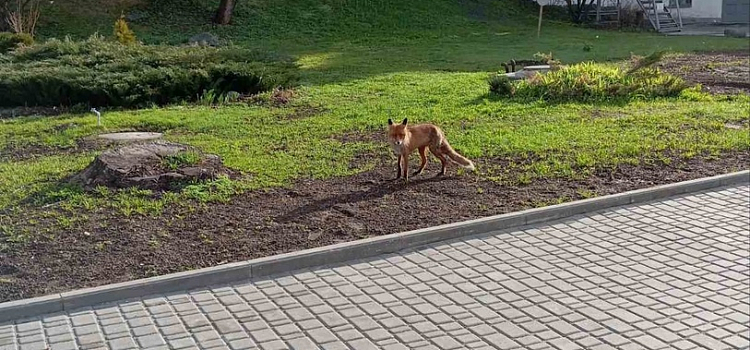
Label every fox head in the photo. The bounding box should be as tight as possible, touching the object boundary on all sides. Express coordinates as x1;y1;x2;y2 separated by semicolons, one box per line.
387;118;408;146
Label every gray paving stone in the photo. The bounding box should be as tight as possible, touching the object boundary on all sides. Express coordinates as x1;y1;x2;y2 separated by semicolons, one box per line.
432;335;463;350
168;337;198;350
109;336;138;350
633;334;669;349
689;333;729;349
549;337;581;350
47;333;74;344
48;341;77;350
249;329;277;343
131;324;158;337
18;342;48;350
70;314;96;327
17;333;44;345
484;333;519;350
547;319;579;336
364;328;391;342
136;334;165;348
602;333;630;347
258;340;287;350
197;338;226;349
3;185;749;350
722;335;750;348
347;338;378;350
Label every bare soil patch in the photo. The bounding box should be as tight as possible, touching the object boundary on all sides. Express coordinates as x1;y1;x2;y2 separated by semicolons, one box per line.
658;51;750;95
283;106;328;120
0;106;71;119
1;151;748;302
0;138;107;162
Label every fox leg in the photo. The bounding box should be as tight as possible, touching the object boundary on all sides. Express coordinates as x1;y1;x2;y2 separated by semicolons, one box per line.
430;146;448;176
393;155;402;180
436;153;448;176
412;146;428;176
403;154;410;182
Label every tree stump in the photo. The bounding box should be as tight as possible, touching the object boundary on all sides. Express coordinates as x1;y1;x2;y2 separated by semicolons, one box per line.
69;141;233;191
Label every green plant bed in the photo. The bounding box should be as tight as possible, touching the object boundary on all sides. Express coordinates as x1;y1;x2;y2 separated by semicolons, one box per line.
0;35;299;108
490;62;688;102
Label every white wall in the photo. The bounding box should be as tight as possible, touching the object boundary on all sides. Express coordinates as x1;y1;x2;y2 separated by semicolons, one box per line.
676;0;722;19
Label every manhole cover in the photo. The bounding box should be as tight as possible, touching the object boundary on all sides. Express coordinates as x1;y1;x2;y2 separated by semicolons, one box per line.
98;132;163;142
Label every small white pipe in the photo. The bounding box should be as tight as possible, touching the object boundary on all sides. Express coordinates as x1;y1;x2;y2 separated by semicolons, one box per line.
91;108;101;126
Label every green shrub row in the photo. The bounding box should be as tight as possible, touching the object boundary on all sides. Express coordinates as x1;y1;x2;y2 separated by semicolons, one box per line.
489;62;687;102
0;32;33;54
0;35;298;108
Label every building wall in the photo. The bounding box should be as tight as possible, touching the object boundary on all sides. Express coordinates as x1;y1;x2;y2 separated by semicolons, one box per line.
677;0;722;20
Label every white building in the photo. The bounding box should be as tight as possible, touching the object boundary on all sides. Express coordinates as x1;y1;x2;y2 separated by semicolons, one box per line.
671;0;749;23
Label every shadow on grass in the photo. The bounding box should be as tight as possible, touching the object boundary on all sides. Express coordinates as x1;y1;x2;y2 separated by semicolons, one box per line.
11;180;83;211
464;92;641;107
280;32;750;86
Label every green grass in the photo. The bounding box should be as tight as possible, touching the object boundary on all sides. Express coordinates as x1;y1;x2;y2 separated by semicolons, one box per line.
162;151;202;170
1;0;748;218
35;0;750;84
2;72;748;213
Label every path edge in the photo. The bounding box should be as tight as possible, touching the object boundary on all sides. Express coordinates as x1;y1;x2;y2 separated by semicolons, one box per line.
1;170;748;323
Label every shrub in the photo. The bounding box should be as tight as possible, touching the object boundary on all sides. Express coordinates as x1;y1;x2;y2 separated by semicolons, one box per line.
0;35;298;108
0;32;33;54
512;62;687;102
619;7;648;29
533;52;561;67
627;50;666;74
487;74;514;96
114;14;137;45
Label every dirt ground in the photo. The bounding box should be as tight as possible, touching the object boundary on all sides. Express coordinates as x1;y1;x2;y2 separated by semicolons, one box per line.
658;51;750;95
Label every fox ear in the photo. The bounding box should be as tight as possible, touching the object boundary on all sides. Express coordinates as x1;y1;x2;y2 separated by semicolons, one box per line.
401;118;408;125
387;119;393;125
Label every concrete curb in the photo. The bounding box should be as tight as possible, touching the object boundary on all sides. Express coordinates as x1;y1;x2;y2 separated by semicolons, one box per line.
1;170;748;323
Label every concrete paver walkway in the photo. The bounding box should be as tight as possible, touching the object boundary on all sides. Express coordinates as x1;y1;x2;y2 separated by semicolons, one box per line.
1;185;749;350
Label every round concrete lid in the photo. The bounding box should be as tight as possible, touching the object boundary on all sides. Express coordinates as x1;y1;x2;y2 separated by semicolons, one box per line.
98;132;163;141
522;65;552;71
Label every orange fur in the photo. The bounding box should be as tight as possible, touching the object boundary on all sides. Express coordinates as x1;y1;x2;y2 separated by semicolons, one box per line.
386;118;475;182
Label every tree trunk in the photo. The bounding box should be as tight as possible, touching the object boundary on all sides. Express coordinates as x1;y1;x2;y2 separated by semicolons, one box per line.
578;0;596;22
565;0;596;23
214;0;236;25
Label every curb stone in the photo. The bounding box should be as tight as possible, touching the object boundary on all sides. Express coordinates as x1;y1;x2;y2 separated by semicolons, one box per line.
1;170;748;323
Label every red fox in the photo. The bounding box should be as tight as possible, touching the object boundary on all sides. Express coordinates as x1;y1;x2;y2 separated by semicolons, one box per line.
387;118;476;182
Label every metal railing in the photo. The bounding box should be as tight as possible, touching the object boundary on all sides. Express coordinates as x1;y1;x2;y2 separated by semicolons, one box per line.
674;0;683;28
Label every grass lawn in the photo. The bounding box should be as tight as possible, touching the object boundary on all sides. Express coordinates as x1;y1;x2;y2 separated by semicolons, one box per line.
0;0;748;301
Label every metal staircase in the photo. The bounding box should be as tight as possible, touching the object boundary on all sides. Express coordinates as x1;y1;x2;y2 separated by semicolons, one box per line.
636;0;683;33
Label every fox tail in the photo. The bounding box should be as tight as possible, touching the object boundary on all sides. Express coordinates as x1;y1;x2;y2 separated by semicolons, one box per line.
440;141;476;171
